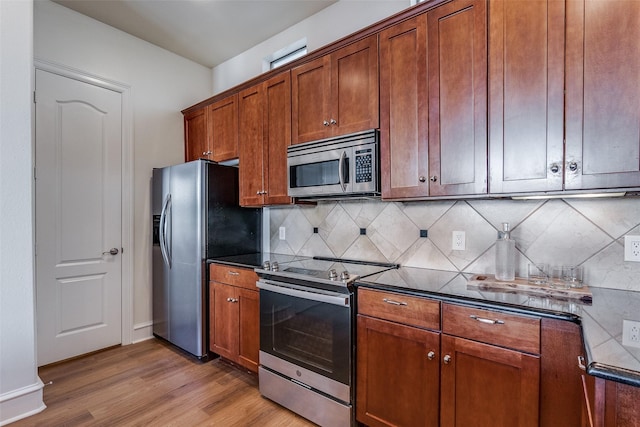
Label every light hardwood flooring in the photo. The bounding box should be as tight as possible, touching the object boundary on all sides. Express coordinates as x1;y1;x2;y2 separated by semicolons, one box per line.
13;339;316;426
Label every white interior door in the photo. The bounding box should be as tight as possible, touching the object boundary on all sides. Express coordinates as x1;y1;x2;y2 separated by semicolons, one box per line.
35;69;122;366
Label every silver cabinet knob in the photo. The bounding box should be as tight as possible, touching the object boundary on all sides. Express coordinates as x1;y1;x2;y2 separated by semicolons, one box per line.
427;351;436;360
443;354;452;364
226;297;238;303
550;164;560;174
102;248;119;256
323;120;330;126
569;162;578;172
430;176;438;182
419;176;426;183
330;118;337;125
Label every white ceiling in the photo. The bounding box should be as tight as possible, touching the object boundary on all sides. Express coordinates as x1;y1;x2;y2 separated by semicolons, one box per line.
51;0;338;68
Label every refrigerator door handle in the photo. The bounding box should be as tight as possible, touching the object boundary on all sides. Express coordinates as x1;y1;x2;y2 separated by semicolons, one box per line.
159;193;172;268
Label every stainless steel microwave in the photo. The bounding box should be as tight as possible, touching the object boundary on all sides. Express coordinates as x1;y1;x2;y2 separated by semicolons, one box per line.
287;129;380;199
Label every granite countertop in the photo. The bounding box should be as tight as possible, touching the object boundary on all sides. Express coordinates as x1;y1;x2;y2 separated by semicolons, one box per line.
207;255;640;388
358;267;640;388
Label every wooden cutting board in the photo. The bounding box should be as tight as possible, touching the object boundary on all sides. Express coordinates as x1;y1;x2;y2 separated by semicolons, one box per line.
467;274;593;304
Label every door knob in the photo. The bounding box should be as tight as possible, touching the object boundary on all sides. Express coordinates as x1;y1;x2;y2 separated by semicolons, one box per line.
102;248;119;256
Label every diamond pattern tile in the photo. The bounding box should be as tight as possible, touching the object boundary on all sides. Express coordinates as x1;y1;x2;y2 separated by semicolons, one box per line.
268;198;640;292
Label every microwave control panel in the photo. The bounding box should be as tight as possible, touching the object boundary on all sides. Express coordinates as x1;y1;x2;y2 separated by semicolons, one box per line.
355;148;373;183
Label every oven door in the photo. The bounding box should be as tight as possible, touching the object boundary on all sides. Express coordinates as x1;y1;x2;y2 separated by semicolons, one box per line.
288;147;352;197
258;279;352;386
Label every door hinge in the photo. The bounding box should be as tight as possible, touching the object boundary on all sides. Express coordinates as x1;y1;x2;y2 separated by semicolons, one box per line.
33;167;36;180
33;91;37;104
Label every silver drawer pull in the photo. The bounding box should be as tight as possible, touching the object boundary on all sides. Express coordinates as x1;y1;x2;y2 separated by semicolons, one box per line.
228;271;240;276
383;298;407;306
470;315;505;325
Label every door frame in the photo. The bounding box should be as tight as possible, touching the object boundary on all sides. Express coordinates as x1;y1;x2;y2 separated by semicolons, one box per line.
34;58;134;346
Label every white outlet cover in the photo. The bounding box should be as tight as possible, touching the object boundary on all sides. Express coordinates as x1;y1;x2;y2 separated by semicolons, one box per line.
622;319;640;348
624;235;640;262
279;226;286;240
452;231;466;251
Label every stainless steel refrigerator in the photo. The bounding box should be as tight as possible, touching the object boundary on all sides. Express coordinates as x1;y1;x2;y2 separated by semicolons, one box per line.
152;160;261;358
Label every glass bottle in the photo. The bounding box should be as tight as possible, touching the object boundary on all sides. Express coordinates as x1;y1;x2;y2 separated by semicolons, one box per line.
495;222;515;281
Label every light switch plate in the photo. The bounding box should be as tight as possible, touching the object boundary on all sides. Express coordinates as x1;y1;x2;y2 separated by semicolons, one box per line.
279;226;286;240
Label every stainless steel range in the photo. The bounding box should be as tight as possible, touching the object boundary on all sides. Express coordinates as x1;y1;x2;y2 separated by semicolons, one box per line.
255;256;398;427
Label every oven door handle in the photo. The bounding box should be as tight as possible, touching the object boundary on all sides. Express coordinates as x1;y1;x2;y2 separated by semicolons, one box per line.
257;280;351;307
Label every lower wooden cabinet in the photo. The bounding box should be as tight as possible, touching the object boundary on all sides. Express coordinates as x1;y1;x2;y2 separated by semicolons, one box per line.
209;264;259;373
357;289;587;427
440;334;540;427
582;374;640;427
356;315;440;427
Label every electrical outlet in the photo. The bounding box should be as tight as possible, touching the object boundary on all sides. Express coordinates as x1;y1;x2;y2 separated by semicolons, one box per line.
622;319;640;348
279;226;286;240
452;231;466;251
624;235;640;262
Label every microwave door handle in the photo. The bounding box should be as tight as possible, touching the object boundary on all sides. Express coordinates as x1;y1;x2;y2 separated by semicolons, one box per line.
338;150;347;192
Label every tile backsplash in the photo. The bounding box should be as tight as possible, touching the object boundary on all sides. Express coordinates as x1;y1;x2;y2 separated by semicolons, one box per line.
267;197;640;292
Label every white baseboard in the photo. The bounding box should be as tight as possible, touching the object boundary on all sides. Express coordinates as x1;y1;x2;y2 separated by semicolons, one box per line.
132;321;153;344
0;379;46;426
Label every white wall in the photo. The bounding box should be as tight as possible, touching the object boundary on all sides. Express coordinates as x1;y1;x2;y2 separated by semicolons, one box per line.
34;0;212;342
0;1;46;424
211;0;411;94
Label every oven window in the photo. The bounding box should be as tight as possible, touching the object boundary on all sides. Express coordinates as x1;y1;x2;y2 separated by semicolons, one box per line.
260;289;351;385
290;159;349;188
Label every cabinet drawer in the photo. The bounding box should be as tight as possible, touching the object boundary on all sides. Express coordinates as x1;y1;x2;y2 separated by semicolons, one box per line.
442;303;540;354
358;288;440;330
209;263;258;290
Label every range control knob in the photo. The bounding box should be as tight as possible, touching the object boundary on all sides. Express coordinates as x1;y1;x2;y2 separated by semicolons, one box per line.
270;261;279;272
262;261;271;270
340;271;350;281
328;269;338;280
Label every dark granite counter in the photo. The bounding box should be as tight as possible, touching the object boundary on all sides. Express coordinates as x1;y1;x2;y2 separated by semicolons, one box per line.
357;267;640;388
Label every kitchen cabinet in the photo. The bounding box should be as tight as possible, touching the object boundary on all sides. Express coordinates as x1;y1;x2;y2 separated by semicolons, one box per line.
357;289;440;427
581;375;640;427
238;71;292;207
291;35;378;145
440;303;540;427
487;0;565;193
207;94;239;162
565;0;640;190
380;0;487;200
357;288;555;427
184;106;209;162
209;264;259;373
379;14;430;199
426;0;487;197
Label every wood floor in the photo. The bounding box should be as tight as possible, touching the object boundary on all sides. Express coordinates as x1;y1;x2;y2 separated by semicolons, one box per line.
13;339;316;426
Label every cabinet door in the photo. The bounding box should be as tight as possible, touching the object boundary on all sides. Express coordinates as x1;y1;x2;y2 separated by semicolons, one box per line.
184;107;209;162
238;84;265;207
237;288;259;373
291;56;331;144
379;14;430;199
440;335;540;427
565;0;640;190
263;71;292;205
210;282;238;360
330;35;379;137
208;94;239;162
427;0;487;196
488;0;564;193
356;315;440;427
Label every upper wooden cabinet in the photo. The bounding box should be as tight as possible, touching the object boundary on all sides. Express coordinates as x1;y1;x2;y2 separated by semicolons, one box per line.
291;35;379;145
208;94;239;162
380;0;487;200
565;0;640;190
184;106;209;162
238;71;292;207
379;14;430;199
488;0;565;194
427;0;487;197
